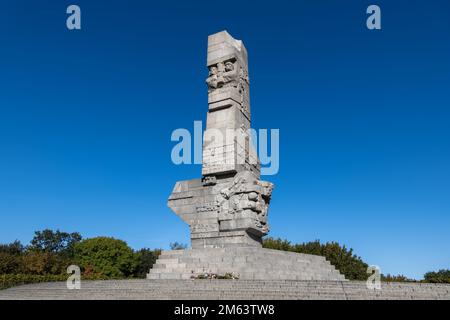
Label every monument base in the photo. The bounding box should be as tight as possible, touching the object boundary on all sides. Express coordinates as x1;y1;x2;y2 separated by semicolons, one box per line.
191;230;263;249
147;247;346;281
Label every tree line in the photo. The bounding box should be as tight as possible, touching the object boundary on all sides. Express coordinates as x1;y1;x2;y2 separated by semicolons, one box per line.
0;229;160;280
262;237;450;283
1;230;449;288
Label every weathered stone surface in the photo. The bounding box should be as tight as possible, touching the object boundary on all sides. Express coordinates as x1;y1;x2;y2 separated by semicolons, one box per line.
148;247;346;281
168;31;272;249
161;31;347;282
1;280;449;300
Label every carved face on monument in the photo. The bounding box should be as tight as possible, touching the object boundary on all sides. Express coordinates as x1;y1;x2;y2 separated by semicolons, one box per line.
225;61;234;71
209;66;218;75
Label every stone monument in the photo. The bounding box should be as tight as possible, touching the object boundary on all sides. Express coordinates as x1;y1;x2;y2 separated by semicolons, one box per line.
169;31;272;249
148;31;346;281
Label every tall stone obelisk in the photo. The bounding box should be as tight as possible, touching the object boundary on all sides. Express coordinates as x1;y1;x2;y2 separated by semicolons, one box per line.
167;31;274;249
148;31;346;281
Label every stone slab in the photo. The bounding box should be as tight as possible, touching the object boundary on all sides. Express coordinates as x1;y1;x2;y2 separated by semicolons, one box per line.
1;280;449;300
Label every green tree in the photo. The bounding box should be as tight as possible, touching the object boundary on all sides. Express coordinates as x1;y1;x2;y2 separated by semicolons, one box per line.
30;229;82;258
424;269;450;283
0;241;24;274
263;238;369;280
21;251;68;275
134;248;161;278
170;242;187;250
263;237;292;251
74;237;137;278
0;240;24;255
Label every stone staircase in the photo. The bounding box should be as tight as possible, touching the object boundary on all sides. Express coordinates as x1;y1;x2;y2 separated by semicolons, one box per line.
1;280;449;300
147;247;346;281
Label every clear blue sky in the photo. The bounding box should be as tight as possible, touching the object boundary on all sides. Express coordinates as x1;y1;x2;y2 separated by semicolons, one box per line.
0;0;449;280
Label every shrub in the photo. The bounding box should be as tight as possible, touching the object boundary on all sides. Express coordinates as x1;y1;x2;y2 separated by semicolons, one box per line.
263;238;369;280
0;273;112;290
0;241;24;274
0;240;24;255
424;269;450;283
0;274;68;290
381;274;416;282
0;252;23;274
134;248;161;278
74;237;137;278
21;251;70;275
170;242;187;250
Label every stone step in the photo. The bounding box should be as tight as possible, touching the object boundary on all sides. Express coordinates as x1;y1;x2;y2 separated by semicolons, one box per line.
150;248;345;281
160;249;328;262
1;280;449;300
5;279;445;288
161;251;327;261
153;261;337;270
151;266;342;277
148;272;345;281
149;270;342;279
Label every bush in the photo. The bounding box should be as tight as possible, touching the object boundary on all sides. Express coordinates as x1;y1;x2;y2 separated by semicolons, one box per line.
0;241;24;274
0;252;22;274
0;235;76;276
0;273;112;290
134;248;161;278
424;269;450;283
74;237;137;278
263;238;369;280
21;251;70;275
381;274;416;282
263;238;293;251
0;240;24;255
170;242;187;250
0;274;68;290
